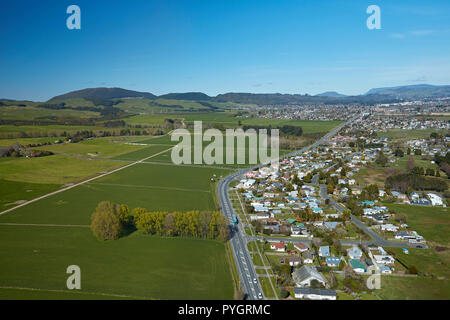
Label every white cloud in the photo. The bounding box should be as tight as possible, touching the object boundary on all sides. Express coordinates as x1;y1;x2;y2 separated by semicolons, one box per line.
411;30;435;36
390;33;405;39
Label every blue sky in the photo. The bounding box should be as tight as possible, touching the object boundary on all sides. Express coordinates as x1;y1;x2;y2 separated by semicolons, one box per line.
1;0;449;101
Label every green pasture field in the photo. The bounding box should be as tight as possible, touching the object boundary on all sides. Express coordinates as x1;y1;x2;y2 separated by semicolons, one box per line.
384;204;450;246
0;137;59;146
0;287;135;300
391;155;441;171
0;106;99;121
388;247;450;279
0;155;125;185
115;98;214;114
0;225;233;300
111;144;172;161
0;124;111;138
133;134;178;145
0;162;229;225
175;112;238;126
124;112;343;134
125;114;174;126
377;276;450;300
138;131;290;168
49;98;97;108
354;154;447;188
0;141;234;300
0;179;60;211
155;98;211;110
33;136;151;159
177;113;343;134
0;139;172;211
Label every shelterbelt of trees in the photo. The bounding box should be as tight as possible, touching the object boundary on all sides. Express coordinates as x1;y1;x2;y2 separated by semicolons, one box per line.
90;201;230;242
385;151;450;193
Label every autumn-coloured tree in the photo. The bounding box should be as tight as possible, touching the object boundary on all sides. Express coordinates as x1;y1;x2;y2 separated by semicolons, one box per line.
117;204;132;226
327;183;334;194
90;201;122;240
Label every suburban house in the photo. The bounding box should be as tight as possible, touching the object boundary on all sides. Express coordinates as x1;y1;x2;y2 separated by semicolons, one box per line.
249;212;270;220
242;179;256;189
380;224;399;232
373;255;395;265
279;257;302;266
319;246;330;258
427;193;443;206
294;287;337;300
270;241;286;252
291;225;301;236
325;257;341;267
294;242;309;252
292;265;327;287
324;221;341;230
347;246;363;260
302;251;314;264
349;259;367;273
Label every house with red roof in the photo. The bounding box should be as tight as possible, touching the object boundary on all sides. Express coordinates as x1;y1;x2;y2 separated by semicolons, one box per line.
270;241;286;252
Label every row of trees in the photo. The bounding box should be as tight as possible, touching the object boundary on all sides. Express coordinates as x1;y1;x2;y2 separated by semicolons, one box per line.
434;152;450;177
0;127;164;140
385;173;448;192
241;124;304;137
90;201;229;242
133;209;229;241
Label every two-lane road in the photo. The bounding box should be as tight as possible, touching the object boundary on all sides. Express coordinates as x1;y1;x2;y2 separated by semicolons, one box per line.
218;173;263;300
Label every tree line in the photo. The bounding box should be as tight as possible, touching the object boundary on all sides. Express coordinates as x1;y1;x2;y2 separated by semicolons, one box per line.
90;201;229;242
241;124;303;137
385;173;447;192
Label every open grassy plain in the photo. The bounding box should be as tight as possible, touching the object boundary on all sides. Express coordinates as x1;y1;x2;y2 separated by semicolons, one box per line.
127;112;344;135
0;105;100;121
0;226;233;299
377;277;450;300
0;141;234;299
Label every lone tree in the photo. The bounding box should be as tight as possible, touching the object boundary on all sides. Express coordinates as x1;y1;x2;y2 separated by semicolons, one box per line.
90;201;122;240
406;156;415;172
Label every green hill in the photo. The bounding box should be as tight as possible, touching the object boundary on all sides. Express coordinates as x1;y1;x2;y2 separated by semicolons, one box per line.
49;87;157;101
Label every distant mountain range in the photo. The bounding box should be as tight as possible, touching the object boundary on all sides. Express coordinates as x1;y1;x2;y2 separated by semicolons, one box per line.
364;84;450;99
315;91;347;98
45;84;450;106
158;92;212;101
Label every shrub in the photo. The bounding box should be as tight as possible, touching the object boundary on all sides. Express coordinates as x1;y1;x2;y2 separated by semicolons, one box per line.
408;265;418;275
280;288;289;299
